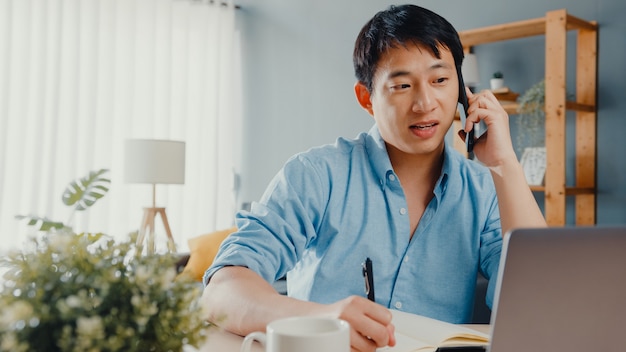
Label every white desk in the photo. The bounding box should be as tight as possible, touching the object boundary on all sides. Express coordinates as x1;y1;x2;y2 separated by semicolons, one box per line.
196;325;491;352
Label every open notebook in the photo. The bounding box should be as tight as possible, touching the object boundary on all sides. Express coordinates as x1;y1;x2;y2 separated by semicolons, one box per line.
488;226;626;352
379;309;489;352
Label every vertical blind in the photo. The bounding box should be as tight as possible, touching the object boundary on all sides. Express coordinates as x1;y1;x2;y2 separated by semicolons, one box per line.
0;0;241;251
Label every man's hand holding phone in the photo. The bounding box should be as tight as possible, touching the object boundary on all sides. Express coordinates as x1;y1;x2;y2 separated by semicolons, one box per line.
459;87;517;168
457;85;487;154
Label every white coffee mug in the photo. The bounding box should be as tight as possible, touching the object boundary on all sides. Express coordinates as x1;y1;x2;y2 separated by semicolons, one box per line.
240;316;350;352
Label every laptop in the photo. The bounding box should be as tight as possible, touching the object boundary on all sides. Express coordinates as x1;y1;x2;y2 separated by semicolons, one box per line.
488;226;626;352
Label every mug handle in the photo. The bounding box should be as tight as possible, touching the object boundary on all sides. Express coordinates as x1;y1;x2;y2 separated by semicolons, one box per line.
240;331;266;352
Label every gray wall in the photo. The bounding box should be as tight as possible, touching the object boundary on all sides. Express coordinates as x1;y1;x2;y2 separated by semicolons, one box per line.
233;0;626;225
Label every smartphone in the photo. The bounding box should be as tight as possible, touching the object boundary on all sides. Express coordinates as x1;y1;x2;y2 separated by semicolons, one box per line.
457;66;487;153
457;69;474;153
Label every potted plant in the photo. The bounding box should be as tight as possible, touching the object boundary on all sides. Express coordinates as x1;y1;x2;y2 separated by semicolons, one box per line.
4;169;211;351
514;80;546;160
515;79;545;156
490;71;505;90
0;232;209;351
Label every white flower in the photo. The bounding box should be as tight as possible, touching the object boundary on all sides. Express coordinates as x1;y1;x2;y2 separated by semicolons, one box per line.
1;332;18;351
47;233;74;253
56;300;70;316
135;264;152;283
76;316;104;339
131;294;142;307
65;295;82;308
145;302;158;316
2;301;34;327
159;267;177;289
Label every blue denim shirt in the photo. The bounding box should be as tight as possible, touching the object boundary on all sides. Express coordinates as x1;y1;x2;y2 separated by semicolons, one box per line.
205;125;502;324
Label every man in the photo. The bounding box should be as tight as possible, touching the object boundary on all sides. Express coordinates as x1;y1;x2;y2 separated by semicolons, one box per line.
202;4;546;351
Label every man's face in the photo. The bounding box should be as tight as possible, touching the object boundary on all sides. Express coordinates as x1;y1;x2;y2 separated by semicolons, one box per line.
367;43;459;158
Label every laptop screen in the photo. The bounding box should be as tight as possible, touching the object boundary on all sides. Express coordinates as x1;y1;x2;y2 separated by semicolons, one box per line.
488;226;626;352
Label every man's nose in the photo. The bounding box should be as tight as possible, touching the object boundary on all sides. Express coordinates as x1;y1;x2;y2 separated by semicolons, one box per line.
412;87;436;113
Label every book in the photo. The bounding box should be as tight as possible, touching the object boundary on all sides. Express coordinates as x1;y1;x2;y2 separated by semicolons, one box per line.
378;310;490;352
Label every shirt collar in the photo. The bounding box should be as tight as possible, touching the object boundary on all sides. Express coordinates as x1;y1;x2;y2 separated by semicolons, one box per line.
364;125;394;190
437;144;455;195
365;124;454;194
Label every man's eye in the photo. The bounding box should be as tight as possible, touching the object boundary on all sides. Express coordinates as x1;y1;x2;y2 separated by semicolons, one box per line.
434;77;447;84
392;84;411;90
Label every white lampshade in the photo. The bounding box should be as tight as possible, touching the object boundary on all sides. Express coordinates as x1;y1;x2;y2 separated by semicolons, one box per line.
462;53;480;87
124;139;186;185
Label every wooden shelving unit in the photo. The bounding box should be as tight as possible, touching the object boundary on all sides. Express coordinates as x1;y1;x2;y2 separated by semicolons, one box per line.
458;9;598;226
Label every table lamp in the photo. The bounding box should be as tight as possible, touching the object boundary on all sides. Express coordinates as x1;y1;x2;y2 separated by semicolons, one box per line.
124;139;185;254
462;53;480;91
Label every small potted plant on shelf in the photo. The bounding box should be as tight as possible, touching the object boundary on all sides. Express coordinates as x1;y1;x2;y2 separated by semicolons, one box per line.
490;71;505;90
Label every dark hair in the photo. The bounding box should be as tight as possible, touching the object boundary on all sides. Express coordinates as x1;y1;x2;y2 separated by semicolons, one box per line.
353;4;465;92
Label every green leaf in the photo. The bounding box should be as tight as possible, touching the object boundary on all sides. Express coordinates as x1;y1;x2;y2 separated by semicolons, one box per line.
62;168;111;211
15;214;65;231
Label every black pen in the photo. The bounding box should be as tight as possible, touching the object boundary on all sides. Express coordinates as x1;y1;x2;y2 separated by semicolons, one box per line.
362;257;375;301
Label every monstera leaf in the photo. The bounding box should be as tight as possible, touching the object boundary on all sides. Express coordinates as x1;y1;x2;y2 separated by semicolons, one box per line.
14;215;66;231
16;168;110;231
62;168;110;211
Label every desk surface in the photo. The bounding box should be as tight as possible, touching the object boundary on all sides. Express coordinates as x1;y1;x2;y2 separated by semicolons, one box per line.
196;324;491;352
196;327;264;352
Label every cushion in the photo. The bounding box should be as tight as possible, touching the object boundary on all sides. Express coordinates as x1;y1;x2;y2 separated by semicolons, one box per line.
180;226;237;282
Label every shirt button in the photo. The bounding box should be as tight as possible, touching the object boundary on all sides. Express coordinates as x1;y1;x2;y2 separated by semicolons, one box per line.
404;256;409;263
395;301;403;309
399;208;407;215
389;174;396;182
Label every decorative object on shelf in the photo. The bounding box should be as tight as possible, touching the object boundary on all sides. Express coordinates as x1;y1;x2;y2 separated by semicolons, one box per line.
490;71;504;90
0;231;208;351
515;80;545;156
461;53;480;91
15;169;110;233
125;139;186;254
520;147;547;186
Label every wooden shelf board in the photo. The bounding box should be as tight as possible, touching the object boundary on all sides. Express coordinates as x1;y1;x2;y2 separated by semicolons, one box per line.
566;101;595;112
565;13;598;32
501;102;519;115
566;186;596;195
529;186;595;195
459;17;546;48
504;100;594;116
459;12;597;49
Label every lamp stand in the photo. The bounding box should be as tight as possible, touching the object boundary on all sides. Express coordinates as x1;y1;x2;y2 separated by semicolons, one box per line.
136;184;177;254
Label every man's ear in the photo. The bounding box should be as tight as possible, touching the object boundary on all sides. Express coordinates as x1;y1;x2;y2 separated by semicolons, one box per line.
354;82;374;115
